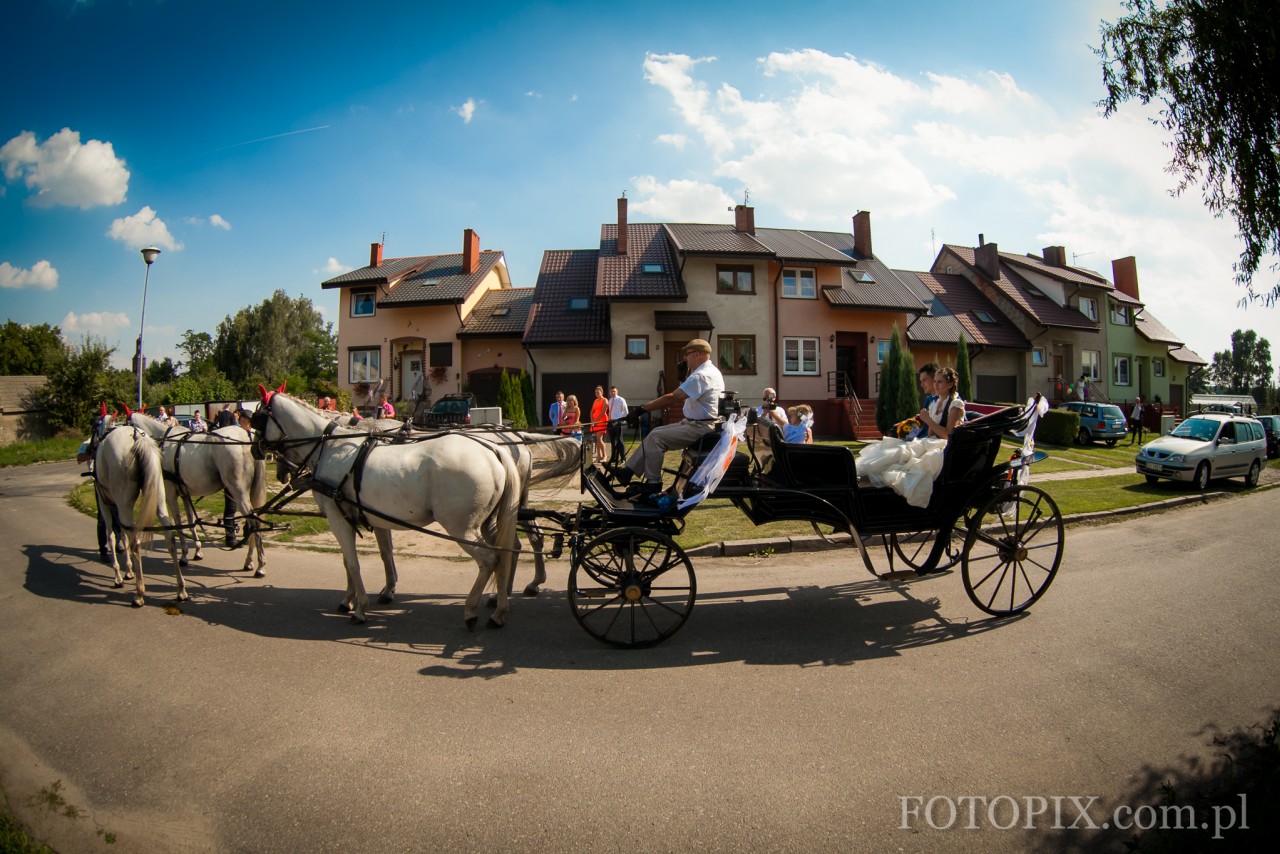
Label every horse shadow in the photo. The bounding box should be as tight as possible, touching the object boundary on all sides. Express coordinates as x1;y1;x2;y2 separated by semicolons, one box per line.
22;543;1029;675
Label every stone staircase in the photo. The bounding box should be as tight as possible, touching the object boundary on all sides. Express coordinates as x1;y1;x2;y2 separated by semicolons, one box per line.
840;397;884;441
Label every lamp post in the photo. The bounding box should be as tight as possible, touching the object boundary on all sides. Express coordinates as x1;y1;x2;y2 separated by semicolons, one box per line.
136;247;161;409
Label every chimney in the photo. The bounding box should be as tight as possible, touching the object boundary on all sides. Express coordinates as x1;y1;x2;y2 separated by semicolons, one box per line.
734;204;755;235
1112;256;1140;301
462;228;480;275
852;210;873;258
975;240;1000;279
370;242;383;268
617;196;628;256
1042;246;1067;267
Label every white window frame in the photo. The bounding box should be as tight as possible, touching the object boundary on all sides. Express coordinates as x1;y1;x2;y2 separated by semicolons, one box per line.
1114;355;1131;386
1153;357;1165;378
1082;350;1101;381
876;340;890;364
781;267;816;299
349;347;381;383
350;289;376;318
783;337;820;375
1032;347;1046;367
1110;303;1131;326
1078;296;1098;322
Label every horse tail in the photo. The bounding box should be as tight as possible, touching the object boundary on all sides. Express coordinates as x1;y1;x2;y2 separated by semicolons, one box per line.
525;433;581;487
251;456;267;509
491;446;523;584
133;435;165;546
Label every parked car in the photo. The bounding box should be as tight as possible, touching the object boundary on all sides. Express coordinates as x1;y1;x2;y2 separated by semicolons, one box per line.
415;393;476;428
1058;401;1128;446
1135;412;1267;490
1254;414;1280;459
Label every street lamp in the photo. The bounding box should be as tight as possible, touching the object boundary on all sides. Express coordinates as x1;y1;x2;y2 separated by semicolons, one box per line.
136;246;161;409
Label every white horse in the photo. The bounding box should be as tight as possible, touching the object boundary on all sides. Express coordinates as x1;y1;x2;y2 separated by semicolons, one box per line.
92;425;183;606
255;386;525;628
127;408;268;576
332;414;580;602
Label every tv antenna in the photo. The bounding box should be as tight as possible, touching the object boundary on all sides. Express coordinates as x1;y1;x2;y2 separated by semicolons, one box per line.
1072;250;1094;266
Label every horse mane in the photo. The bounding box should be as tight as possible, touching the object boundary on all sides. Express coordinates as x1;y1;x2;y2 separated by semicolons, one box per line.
133;410;192;436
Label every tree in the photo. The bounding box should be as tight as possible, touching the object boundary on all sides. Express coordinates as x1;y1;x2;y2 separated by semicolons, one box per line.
498;370;527;429
956;333;973;402
519;370;536;431
178;329;214;373
34;337;134;432
145;356;179;385
875;326;917;435
212;290;337;395
1096;0;1280;304
1207;329;1272;400
0;320;63;375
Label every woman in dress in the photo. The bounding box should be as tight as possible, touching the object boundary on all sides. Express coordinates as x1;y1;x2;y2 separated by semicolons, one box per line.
560;394;582;441
589;385;609;462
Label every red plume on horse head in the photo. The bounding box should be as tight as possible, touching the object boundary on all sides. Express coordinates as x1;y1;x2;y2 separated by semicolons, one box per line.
120;402;133;418
258;380;287;404
100;401;107;417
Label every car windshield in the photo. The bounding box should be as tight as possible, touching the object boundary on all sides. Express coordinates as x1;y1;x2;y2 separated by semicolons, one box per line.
1098;405;1124;419
1170;418;1219;442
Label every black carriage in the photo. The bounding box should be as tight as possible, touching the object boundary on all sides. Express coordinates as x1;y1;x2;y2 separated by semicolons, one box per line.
533;404;1062;648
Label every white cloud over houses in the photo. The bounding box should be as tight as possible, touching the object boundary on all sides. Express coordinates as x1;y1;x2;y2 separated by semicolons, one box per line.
106;206;181;251
0;259;58;290
629;176;736;222
0;128;129;209
454;98;477;124
61;310;130;337
318;257;352;276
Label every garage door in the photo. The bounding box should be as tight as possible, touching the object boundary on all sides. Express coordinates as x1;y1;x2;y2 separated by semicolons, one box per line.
976;374;1017;403
542;372;609;427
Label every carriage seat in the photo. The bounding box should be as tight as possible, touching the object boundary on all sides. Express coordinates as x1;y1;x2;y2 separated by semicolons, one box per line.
749;421;858;490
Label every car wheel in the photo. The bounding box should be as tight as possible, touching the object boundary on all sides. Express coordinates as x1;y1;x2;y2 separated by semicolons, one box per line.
1076;427;1090;445
1105;439;1118;447
1245;459;1261;488
1194;462;1211;491
1144;474;1159;485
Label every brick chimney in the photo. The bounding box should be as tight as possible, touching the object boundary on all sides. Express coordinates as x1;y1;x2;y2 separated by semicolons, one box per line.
617;196;628;256
852;210;873;258
370;242;383;268
1112;256;1140;300
462;228;480;275
975;238;1001;280
734;204;755;235
1042;246;1067;267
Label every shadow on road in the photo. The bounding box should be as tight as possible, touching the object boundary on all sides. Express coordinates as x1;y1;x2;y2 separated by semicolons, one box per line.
22;542;1029;675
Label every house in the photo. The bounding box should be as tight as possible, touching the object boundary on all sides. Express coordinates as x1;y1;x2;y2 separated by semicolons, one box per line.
321;229;519;407
526;199;926;437
0;375;48;445
1110;256;1196;413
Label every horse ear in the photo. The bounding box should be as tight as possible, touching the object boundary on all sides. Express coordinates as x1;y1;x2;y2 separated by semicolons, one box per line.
100;402;107;416
121;402;133;417
277;380;287;394
258;384;271;403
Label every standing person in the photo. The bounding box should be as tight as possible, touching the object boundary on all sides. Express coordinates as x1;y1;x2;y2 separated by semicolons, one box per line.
378;394;395;418
157;406;171;424
1129;397;1145;445
589;385;609;464
79;406;123;562
560;394;582;440
1079;373;1090;401
613;338;725;497
755;387;786;429
607;385;629;464
214;404;236;429
189;410;207;433
547;391;566;429
222;407;255;548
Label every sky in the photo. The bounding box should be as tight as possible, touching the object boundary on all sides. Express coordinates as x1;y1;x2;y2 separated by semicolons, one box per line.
2;0;1277;373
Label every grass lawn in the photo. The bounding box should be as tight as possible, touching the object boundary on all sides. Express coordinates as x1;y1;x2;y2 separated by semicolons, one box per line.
0;436;82;468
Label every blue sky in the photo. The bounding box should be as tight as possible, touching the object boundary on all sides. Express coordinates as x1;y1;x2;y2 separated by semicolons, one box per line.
3;0;1276;373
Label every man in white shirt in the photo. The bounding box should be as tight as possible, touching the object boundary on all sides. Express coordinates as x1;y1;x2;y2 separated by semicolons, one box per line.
614;339;724;496
1129;397;1145;445
606;385;629;464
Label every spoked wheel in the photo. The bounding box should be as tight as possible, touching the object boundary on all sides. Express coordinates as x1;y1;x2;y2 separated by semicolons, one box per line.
961;485;1063;616
889;527;962;574
568;526;696;648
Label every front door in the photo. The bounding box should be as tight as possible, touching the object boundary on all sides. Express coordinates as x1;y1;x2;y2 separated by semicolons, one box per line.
835;345;856;398
400;351;423;402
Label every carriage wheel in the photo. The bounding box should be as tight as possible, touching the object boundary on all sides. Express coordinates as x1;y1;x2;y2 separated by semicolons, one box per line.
889;528;962;574
568;526;696;648
961;485;1063;616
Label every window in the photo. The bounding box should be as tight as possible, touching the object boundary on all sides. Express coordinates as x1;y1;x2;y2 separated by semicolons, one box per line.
1114;354;1131;386
783;337;819;375
974;310;996;324
350;289;376;317
877;340;890;364
1082;350;1101;381
642;263;664;274
853;271;876;283
717;335;757;374
1154;358;1165;378
716;265;754;294
429;342;453;367
567;297;590;310
491;307;510;317
1110;303;1131;326
349;347;381;383
782;267;816;299
1079;296;1098;322
625;335;649;359
1032;347;1046;366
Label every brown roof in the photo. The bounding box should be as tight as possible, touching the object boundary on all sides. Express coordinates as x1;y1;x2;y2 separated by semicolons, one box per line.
378;251;504;307
596;222;684;300
654;310;713;330
525;249;609;347
1169;345;1208;366
753;228;856;265
1134;308;1183;346
0;375;46;414
663;223;774;257
999;251;1113;289
895;271;1029;349
822;265;926;313
799;230;866;262
320;255;434;288
946;245;1100;331
459;288;533;338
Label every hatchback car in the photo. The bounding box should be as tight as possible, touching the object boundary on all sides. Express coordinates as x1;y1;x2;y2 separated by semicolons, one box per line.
1254;414;1280;459
1135;413;1267;490
1058;401;1128;446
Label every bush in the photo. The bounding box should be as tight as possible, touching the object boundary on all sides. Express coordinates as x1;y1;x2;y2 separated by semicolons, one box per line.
1035;409;1079;445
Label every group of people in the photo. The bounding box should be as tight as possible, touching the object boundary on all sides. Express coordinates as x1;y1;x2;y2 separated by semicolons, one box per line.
548;385;630;466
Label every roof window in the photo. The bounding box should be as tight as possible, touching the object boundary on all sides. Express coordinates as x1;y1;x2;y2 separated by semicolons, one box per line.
492;307;510;317
642;263;664;274
568;297;590;311
974;310;997;324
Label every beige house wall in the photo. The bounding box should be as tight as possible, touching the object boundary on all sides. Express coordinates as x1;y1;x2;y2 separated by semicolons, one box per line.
681;257;776;394
610;302;665;405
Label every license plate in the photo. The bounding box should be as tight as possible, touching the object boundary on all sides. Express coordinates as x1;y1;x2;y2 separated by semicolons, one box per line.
1144;462;1164;473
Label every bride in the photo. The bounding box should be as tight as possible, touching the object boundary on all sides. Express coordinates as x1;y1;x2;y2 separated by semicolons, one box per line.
858;367;965;507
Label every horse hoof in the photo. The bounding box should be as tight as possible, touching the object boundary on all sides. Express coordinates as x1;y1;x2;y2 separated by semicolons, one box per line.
337;602;351;614
179;557;189;567
251;569;266;578
112;580;124;589
487;616;505;629
131;598;144;608
192;554;203;562
464;616;478;632
486;597;498;609
348;614;367;625
378;593;394;604
522;585;540;597
177;592;190;602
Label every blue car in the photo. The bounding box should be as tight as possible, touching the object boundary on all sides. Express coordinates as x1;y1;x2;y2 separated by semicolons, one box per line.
1058;401;1128;446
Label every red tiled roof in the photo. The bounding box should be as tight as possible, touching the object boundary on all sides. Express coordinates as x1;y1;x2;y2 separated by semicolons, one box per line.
654;310;713;330
1000;251;1113;289
1169;345;1208;366
896;271;1029;349
1134;308;1183;346
378;252;504;306
946;245;1099;331
459;288;533;338
596;222;684;300
525;249;609;347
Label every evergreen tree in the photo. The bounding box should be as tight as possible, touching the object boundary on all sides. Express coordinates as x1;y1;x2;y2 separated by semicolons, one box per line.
895;337;919;423
876;327;916;434
956;333;973;401
519;370;536;430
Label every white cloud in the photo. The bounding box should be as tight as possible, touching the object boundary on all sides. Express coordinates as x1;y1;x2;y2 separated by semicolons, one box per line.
454;98;477;124
0;260;58;290
629;176;737;222
61;310;130;337
209;214;231;230
655;133;687;149
106;206;181;251
318;257;352;276
0;128;129;209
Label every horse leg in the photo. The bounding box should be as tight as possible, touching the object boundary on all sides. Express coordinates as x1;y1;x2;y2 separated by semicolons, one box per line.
171;487;192;567
183;492;204;562
462;554;495;631
374;528;398;603
522;525;548;597
128;524;146;608
318;497;369;623
101;498;125;588
160;503;188;602
232;490;265;578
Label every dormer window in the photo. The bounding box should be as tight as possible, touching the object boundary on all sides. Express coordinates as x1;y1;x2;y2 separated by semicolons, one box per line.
568;297;590;311
1079;296;1099;322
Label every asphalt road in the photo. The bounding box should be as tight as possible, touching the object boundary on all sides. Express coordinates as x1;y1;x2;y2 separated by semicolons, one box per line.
1;460;1276;852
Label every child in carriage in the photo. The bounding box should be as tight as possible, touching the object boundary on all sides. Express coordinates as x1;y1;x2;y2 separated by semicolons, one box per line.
783;404;813;444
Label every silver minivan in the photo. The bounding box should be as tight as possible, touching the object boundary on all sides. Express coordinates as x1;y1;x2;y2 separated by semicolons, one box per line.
1135;413;1267;490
